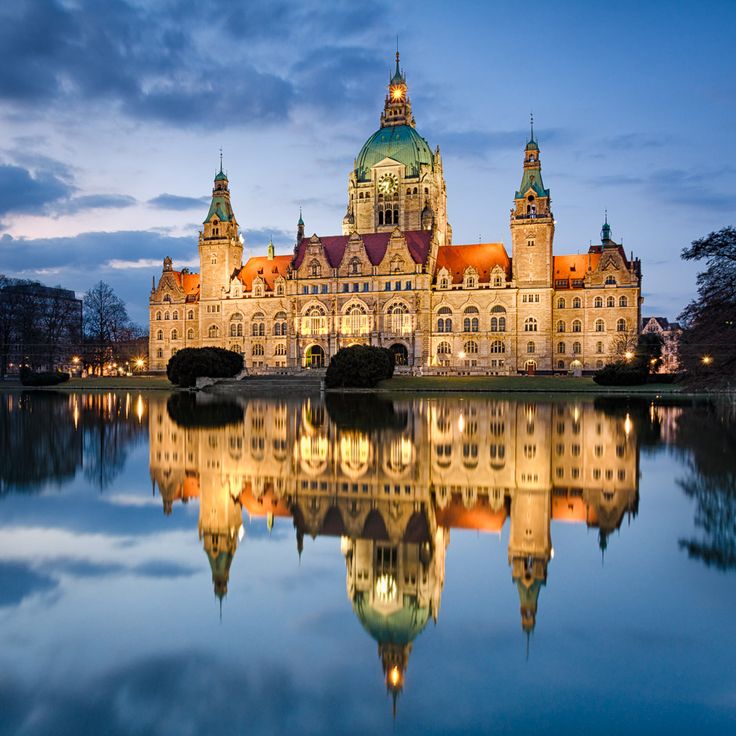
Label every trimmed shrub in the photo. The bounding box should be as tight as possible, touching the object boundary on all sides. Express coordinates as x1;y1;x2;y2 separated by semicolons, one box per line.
166;347;243;388
19;367;71;386
593;362;648;386
325;345;394;389
166;393;244;428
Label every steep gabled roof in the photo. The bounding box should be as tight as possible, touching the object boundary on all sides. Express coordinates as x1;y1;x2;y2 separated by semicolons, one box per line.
293;230;432;269
553;253;600;280
167;270;200;296
237;255;291;291
435;243;510;283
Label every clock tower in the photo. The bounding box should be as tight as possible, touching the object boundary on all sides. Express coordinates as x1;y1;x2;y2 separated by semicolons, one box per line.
345;52;450;245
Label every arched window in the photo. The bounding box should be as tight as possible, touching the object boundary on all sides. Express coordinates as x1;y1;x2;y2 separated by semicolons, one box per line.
557;320;565;333
303;306;326;335
605;276;617;285
437;306;452;333
388;302;410;334
524;317;538;332
527;341;535;354
156;329;163;340
343;303;369;335
275;343;286;356
164;311;170;320
156;348;163;359
187;310;194;320
172;310;179;320
251;312;265;337
309;259;321;278
464;340;478;354
274;311;288;337
211;254;217;265
490;305;506;332
171;329;178;340
557;342;566;354
163;295;171;303
557;297;565;309
437;341;451;362
607;296;615;308
208;325;219;338
619;295;628;307
464;269;478;289
275;282;285;296
572;297;582;309
187;328;194;339
349;257;361;275
490;340;505;354
493;274;504;287
594;296;603;308
252;344;265;356
572;319;582;333
156;311;162;320
463;306;479;333
595;319;605;332
573;341;582;354
617;318;627;332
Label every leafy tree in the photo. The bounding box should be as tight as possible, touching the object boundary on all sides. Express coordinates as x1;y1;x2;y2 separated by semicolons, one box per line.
325;345;394;389
83;281;130;373
678;226;736;387
167;347;243;387
635;331;665;373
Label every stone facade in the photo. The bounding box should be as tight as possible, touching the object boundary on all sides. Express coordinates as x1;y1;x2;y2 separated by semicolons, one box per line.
149;54;642;374
642;316;682;373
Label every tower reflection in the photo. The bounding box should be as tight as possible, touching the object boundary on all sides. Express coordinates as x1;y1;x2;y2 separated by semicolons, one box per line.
149;394;639;698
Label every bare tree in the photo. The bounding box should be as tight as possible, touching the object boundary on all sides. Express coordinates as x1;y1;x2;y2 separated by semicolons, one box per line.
83;281;130;373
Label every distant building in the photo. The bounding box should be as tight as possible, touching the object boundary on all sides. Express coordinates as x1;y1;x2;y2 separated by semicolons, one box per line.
150;52;642;375
0;277;82;376
641;316;682;372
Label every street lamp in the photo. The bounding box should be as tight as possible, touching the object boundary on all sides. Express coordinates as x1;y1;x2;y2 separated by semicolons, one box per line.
624;351;634;361
702;355;713;366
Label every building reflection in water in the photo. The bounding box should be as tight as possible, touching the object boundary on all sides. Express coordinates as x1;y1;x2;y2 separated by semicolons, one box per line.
149;393;640;703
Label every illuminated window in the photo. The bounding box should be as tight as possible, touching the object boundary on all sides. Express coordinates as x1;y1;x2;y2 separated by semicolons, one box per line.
595;319;605;332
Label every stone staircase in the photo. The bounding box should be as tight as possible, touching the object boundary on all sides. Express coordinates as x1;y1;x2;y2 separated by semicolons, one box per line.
203;372;324;397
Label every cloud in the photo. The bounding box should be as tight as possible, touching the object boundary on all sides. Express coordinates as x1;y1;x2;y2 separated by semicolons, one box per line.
0;561;56;607
106;258;199;270
148;193;209;211
0;163;72;216
54;194;138;215
427;127;570;160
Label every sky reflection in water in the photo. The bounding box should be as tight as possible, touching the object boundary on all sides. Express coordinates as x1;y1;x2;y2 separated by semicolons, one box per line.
0;390;735;736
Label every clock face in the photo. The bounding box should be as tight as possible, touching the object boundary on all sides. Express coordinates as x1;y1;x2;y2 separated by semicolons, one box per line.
378;173;398;195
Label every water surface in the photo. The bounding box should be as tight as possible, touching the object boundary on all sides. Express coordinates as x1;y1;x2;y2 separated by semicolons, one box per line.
0;390;734;735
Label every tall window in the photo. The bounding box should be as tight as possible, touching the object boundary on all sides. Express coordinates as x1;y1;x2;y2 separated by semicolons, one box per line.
619;295;628;307
349;257;362;275
524;317;538;332
274;311;287;337
309;259;321;278
343;304;369;335
251;312;265;336
464;340;478;354
557;297;565;309
490;340;505;354
437;306;452;333
617;318;627;332
303;306;326;336
573;341;582;354
572;319;582;333
572;297;582;309
557;320;565;333
388;303;411;334
490;306;506;332
595;319;605;333
607;296;615;308
594;296;603;308
527;341;535;353
463;306;479;332
208;325;218;338
436;341;451;365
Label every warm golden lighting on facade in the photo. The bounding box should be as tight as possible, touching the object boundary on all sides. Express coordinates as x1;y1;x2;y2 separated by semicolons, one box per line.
624;413;632;437
391;87;403;100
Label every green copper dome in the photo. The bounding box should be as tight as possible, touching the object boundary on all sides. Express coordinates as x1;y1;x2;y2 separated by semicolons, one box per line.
353;591;431;644
355;125;434;182
214;170;228;182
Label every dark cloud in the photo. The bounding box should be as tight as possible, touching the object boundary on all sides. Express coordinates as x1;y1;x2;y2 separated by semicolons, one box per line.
0;0;391;130
55;194;138;215
0;163;72;216
148;193;210;211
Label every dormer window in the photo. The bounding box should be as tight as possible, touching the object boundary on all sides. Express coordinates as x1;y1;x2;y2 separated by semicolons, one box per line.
349;257;362;275
309;259;321;278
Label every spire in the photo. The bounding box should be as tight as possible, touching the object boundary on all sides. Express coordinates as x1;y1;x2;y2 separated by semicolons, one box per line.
601;210;612;244
526;113;539;152
267;237;275;260
298;206;304;226
381;48;413;128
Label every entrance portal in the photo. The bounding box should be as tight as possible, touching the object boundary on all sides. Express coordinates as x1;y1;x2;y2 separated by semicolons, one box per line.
389;343;408;366
305;345;325;369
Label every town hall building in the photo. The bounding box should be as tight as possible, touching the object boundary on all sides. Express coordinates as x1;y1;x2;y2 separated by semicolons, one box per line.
149;53;642;374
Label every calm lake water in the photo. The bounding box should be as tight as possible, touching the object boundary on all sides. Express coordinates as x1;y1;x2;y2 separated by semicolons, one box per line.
0;390;735;735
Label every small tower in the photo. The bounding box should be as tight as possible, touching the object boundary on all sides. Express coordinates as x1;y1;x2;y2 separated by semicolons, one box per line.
296;208;304;245
601;211;613;245
267;237;275;261
199;156;243;302
380;50;415;129
510;117;555;286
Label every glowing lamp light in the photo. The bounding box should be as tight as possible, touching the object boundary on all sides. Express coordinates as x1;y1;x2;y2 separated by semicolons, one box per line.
702;355;713;365
389;666;402;687
624;413;632;437
391;87;403;101
624;351;634;361
458;351;466;360
135;358;145;368
72;356;80;364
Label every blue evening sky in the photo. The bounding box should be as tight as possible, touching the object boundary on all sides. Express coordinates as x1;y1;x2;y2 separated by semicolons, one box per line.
0;0;734;324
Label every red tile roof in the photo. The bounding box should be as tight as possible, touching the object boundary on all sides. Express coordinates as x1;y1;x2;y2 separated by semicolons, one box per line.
435;243;510;283
237;255;291;290
171;271;200;296
293;230;432;269
553;253;601;280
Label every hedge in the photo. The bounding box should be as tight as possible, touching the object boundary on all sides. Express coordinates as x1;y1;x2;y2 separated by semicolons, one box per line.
324;345;394;389
593;362;648;386
166;348;243;388
19;367;71;386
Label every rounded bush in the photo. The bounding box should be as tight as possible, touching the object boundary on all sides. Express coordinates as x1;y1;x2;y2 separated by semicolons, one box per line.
325;345;395;389
166;348;243;388
19;367;71;386
593;362;648;386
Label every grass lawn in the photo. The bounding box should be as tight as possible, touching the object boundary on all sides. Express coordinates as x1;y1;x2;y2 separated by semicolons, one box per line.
377;374;683;394
0;375;177;391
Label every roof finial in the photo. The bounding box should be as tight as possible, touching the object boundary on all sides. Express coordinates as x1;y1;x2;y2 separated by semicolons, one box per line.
219;147;223;173
604;208;608;225
395;36;401;78
530;112;535;142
